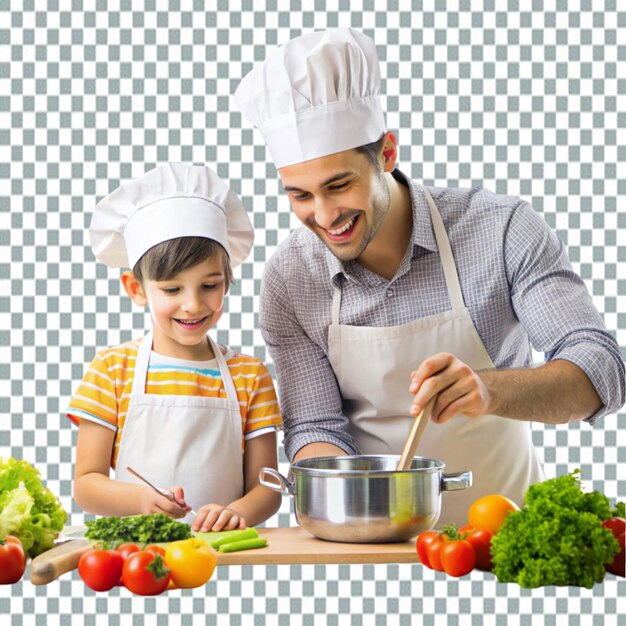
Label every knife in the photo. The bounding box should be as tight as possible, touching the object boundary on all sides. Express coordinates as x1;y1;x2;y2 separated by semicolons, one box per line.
30;538;93;585
126;467;197;516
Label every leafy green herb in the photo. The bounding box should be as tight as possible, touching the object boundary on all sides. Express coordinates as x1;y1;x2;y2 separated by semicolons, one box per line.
491;470;621;588
0;457;67;558
85;514;192;546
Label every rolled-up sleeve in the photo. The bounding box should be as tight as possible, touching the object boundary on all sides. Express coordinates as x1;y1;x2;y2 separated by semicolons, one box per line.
260;257;359;460
505;202;625;424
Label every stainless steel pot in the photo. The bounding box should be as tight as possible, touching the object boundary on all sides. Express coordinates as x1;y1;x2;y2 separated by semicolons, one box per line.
259;455;472;543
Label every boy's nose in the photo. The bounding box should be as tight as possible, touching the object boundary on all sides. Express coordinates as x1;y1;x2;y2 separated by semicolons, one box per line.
181;293;203;313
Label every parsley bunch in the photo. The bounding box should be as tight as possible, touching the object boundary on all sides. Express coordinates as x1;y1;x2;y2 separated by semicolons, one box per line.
491;470;622;588
85;513;192;546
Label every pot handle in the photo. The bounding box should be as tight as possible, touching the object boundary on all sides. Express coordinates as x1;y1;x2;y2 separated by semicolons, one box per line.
441;470;473;492
258;467;296;496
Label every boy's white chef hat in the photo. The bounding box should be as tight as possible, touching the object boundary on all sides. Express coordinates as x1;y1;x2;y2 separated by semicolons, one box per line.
89;163;254;270
234;28;386;169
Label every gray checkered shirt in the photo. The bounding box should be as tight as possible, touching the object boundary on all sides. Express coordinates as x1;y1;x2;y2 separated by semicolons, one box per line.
260;169;625;461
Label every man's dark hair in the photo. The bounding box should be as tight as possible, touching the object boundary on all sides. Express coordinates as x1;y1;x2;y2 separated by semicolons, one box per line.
133;236;234;291
354;135;386;168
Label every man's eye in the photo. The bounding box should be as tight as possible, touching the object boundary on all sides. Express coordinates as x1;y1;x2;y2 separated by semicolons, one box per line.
330;182;348;191
293;193;310;201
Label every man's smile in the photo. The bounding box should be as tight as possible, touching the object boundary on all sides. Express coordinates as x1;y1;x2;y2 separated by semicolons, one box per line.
327;215;357;235
320;214;361;244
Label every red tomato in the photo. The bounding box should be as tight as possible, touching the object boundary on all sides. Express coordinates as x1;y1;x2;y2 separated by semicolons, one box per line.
78;549;124;592
439;539;476;577
144;545;166;558
0;536;26;584
122;551;170;596
459;525;494;571
116;543;142;560
425;536;446;571
602;517;625;577
416;531;440;569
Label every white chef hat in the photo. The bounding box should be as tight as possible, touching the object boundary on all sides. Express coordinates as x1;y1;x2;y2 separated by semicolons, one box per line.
89;163;254;270
234;28;386;169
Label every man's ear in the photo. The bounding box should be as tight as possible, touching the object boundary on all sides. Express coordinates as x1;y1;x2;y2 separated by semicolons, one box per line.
381;132;398;173
121;271;148;307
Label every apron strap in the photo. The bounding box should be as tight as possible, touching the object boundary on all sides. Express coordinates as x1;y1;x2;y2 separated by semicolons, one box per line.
207;335;241;416
421;187;466;312
130;331;153;398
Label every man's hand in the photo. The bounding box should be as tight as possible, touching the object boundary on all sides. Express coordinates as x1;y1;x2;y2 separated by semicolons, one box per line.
409;352;492;424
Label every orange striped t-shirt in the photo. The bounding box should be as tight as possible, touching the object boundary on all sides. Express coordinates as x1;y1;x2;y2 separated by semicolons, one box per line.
67;338;282;468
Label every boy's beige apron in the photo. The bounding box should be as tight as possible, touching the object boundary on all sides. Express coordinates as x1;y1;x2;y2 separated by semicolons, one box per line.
327;186;544;526
115;331;244;524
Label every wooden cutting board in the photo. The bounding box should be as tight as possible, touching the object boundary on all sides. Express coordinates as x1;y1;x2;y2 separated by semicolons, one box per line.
218;527;419;566
30;526;418;584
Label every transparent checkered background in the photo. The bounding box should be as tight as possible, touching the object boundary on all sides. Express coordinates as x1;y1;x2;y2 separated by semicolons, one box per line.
0;0;624;624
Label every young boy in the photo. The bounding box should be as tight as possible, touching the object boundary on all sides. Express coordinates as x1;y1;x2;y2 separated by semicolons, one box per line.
67;163;282;532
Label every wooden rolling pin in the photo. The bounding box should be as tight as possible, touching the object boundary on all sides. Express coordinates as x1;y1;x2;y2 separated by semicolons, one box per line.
29;539;94;585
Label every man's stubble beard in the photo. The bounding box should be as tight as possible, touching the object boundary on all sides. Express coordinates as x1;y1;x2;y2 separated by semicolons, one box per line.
329;168;391;263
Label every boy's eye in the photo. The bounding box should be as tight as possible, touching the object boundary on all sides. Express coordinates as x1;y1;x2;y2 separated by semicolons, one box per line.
202;284;217;291
161;287;180;295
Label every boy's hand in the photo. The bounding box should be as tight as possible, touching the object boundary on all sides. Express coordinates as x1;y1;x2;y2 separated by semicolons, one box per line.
138;485;190;518
192;504;246;532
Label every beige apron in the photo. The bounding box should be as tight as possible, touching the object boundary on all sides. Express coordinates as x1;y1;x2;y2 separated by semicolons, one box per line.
115;331;244;524
327;187;544;526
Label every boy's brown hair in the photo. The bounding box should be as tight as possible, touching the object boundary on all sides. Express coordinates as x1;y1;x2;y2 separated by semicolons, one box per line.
132;237;234;291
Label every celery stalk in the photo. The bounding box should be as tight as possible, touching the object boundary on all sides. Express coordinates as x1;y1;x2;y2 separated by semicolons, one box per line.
218;538;268;553
210;527;259;549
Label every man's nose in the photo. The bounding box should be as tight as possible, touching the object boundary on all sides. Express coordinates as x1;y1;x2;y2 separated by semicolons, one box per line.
313;197;340;230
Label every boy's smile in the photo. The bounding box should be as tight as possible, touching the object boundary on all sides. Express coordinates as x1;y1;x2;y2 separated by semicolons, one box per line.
173;316;210;330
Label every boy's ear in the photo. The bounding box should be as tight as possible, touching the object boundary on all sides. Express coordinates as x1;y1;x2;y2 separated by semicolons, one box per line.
121;271;148;307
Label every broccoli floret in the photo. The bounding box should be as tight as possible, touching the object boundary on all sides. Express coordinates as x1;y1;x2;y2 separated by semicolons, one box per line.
491;471;620;588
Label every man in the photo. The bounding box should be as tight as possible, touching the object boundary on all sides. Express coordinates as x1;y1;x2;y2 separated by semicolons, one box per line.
234;28;625;524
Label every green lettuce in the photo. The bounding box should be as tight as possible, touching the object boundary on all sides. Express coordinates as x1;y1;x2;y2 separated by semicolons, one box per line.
0;457;67;557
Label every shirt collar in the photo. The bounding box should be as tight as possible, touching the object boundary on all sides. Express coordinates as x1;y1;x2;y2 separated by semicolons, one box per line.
326;168;438;284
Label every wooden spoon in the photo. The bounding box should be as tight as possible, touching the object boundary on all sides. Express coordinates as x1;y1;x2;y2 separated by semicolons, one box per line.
396;396;436;471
